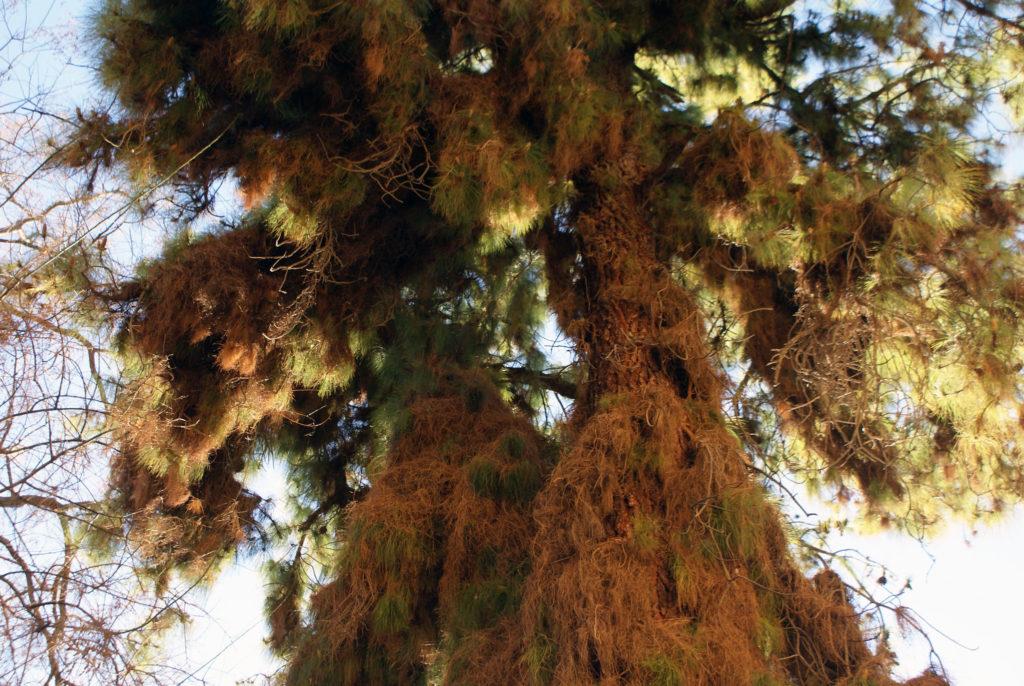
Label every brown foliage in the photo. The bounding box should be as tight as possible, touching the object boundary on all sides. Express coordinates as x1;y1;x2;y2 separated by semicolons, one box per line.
494;378;898;685
111;441;262;574
458;150;940;685
288;369;546;684
701;249;904;497
678;113;799;210
127;225;285;367
106;225;298;570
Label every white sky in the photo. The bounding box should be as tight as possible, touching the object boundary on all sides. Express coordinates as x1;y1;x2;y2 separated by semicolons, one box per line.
853;511;1024;684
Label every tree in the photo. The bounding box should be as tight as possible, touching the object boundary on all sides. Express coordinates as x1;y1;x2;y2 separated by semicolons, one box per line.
65;0;1024;684
0;3;212;681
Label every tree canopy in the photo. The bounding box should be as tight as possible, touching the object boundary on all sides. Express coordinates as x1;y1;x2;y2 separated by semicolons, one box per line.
60;0;1024;683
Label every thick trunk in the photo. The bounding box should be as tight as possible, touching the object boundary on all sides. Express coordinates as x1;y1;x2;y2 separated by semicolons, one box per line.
480;154;909;685
570;153;720;407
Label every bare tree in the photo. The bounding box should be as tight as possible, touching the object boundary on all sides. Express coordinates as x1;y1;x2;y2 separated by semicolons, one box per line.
0;3;198;683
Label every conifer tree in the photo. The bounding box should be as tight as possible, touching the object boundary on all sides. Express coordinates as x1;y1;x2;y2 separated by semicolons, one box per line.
69;0;1024;683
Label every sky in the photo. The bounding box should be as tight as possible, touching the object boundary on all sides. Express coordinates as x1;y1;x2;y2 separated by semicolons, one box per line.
2;1;1023;684
846;511;1024;684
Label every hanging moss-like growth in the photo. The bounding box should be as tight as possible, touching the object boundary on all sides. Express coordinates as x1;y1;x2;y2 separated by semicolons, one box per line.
289;369;545;685
72;0;1024;683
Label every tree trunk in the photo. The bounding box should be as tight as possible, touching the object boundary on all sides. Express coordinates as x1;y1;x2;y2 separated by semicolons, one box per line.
474;153;908;685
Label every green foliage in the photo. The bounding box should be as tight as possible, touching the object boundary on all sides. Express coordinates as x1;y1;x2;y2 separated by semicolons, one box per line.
706;488;776;562
501;458;542;505
525;633;557;686
372;590;412;635
447;574;522;640
264;555;305;653
642;653;687;686
628;439;665;475
466;455;541;505
754;613;784;658
671;553;699;610
466;457;501;499
499;430;528;461
631;513;662;552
